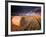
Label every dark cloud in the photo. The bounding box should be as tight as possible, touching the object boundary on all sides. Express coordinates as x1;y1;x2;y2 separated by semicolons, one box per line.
11;6;41;16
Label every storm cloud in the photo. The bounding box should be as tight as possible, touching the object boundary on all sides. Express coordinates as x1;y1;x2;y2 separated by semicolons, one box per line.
11;6;41;16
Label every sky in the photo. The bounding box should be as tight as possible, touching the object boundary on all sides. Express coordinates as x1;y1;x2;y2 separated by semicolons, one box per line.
11;6;41;16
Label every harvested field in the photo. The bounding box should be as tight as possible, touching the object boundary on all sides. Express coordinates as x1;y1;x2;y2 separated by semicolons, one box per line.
11;16;41;31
